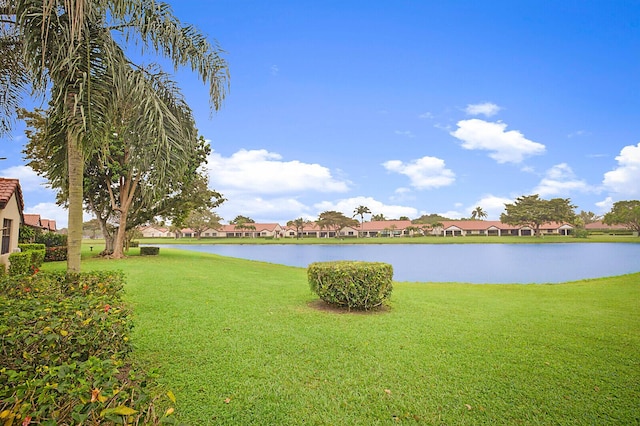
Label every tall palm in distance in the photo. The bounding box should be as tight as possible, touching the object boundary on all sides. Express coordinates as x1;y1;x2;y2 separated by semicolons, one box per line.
353;205;371;237
7;0;229;272
471;206;488;220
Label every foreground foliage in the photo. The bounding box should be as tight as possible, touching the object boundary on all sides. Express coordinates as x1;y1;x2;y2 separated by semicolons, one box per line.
0;271;175;425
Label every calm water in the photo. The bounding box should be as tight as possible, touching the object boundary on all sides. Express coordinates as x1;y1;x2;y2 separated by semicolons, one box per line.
155;243;640;284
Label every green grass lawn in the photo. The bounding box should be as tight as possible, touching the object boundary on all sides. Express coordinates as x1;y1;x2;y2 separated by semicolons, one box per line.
44;246;640;425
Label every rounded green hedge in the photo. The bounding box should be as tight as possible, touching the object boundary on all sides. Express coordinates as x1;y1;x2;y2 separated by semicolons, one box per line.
140;246;160;256
307;261;393;310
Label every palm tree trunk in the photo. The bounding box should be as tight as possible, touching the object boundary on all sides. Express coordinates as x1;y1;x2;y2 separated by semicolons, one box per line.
66;130;84;273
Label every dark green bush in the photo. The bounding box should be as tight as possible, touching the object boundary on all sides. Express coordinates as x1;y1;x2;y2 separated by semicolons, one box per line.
140;246;160;256
35;231;67;247
308;261;393;310
8;251;30;276
572;228;590;239
44;246;67;262
0;271;175;424
129;241;139;248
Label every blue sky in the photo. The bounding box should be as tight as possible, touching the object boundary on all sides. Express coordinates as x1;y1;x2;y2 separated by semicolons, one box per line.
2;1;639;228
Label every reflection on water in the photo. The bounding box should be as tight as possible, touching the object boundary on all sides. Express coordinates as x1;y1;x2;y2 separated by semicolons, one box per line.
154;243;640;284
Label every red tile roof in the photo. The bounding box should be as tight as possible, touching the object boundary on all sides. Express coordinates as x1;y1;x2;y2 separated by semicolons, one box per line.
584;221;628;230
24;213;42;227
440;220;572;231
0;178;24;212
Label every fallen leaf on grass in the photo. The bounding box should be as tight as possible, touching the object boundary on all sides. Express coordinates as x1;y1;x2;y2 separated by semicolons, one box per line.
224;398;231;404
384;389;392;395
465;404;472;410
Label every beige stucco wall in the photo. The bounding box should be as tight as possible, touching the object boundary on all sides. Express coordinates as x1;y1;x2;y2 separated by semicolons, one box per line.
0;193;23;270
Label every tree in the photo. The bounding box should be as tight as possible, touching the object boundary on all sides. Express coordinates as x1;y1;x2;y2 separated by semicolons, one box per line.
0;1;30;136
22;109;224;257
230;215;256;237
371;214;386;221
83;219;103;239
230;215;255;224
471;206;487;220
353;205;371;237
412;213;452;224
603;200;640;235
183;209;223;239
578;210;602;225
8;0;228;272
316;211;359;237
286;217;310;240
500;195;576;236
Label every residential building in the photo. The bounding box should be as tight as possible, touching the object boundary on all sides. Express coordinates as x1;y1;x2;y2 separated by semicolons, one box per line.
438;220;573;236
139;225;175;238
24;213;57;232
0;178;25;270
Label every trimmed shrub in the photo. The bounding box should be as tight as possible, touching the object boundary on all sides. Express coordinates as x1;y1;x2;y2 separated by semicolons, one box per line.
18;243;46;252
8;251;31;276
129;241;139;248
45;246;67;262
35;231;67;247
140;246;160;256
308;261;393;310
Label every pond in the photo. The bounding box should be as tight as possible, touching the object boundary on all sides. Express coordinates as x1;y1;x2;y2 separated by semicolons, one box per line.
154;243;640;284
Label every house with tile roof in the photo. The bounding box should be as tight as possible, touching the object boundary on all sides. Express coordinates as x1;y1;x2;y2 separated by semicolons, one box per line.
0;178;25;270
24;213;58;232
201;223;283;238
437;220;573;236
139;225;175;238
584;221;630;233
282;220;418;238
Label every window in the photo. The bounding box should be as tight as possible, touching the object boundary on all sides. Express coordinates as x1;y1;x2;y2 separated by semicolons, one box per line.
2;219;12;254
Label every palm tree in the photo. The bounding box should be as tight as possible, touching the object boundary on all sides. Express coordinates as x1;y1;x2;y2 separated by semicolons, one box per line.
371;213;386;221
353;205;371;237
10;0;228;272
287;217;308;240
471;206;488;220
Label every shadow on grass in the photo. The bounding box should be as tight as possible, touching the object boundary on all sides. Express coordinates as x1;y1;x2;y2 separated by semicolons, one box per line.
306;299;391;315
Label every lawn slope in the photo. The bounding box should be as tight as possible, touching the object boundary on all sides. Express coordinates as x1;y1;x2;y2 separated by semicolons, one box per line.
45;248;640;425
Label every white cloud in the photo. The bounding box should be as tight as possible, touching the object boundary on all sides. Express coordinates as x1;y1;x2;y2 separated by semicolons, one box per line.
602;142;640;197
451;119;546;164
595;196;614;212
206;149;350;195
0;165;49;192
394;130;415;138
419;112;433;119
314;196;418;221
437;210;464;220
270;65;279;76
467;195;514;219
465;102;501;117
216;196;312;224
533;163;592;197
382;156;455;189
